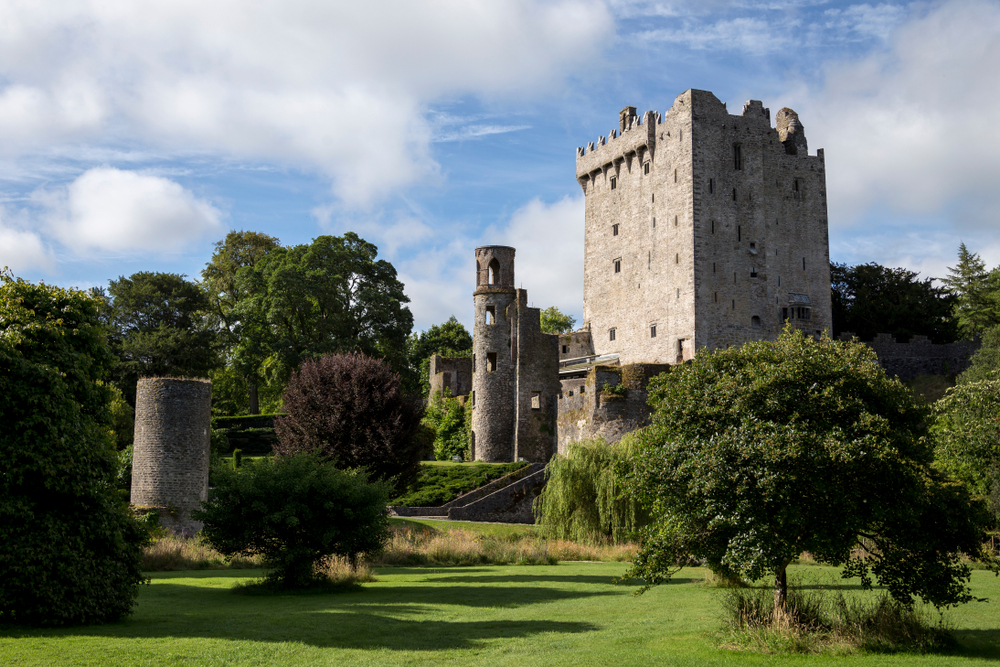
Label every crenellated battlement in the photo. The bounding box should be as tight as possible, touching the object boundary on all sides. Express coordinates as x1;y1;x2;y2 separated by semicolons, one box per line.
575;109;658;179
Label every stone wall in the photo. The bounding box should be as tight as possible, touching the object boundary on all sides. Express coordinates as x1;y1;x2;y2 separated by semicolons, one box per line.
131;377;212;535
429;355;472;398
576;89;831;365
513;290;560;462
840;332;979;381
557;363;670;453
558;330;595;360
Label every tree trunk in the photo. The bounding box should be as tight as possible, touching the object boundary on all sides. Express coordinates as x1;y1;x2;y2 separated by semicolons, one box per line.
248;384;259;415
774;559;791;612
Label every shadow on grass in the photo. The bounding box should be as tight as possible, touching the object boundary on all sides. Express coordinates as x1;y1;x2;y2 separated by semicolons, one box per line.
420;573;698;586
949;629;1000;660
0;578;606;651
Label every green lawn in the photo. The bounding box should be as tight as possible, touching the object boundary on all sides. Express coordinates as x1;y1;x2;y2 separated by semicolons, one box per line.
1;564;997;666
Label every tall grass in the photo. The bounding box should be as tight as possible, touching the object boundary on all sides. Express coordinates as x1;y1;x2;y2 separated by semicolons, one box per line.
720;585;954;654
142;534;262;571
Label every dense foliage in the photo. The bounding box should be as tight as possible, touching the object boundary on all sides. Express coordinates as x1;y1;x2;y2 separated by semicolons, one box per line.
957;325;1000;385
390;462;529;507
274;353;423;493
534;438;648;544
99;271;219;404
229;233;414;394
830;262;958;343
423;391;471;461
942;243;1000;339
0;275;149;626
194;452;390;588
408;315;473;396
539;306;576;334
621;328;997;609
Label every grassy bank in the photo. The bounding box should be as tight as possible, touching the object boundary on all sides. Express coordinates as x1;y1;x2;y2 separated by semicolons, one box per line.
1;564;997;666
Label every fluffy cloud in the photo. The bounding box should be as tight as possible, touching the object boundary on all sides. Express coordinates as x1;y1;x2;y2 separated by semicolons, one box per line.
789;0;1000;230
0;219;51;274
0;0;612;206
39;168;223;253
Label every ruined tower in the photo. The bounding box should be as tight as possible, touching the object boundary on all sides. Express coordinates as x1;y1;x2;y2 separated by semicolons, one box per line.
575;89;832;364
470;246;559;463
131;377;212;535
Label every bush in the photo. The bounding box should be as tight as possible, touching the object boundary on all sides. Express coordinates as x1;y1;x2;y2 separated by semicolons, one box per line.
274;353;423;493
390;462;528;507
423;391;471;461
194;452;391;588
534;437;648;544
0;275;149;626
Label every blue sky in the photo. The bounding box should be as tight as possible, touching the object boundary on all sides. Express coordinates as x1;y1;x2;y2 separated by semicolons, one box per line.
1;0;998;332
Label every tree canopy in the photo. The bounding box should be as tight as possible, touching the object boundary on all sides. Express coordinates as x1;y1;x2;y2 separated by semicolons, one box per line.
830;262;958;343
100;271;219;404
621;328;997;610
408;315;473;396
540;306;576;334
942;243;1000;339
0;274;148;625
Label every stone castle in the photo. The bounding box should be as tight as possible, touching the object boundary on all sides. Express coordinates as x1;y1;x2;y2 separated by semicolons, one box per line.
431;89;835;462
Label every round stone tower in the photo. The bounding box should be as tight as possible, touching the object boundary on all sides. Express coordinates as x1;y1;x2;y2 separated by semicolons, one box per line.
131;377;212;535
471;245;517;462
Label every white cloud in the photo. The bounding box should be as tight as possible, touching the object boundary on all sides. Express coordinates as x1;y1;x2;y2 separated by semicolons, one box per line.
0;0;612;206
0;215;51;274
39;168;223;253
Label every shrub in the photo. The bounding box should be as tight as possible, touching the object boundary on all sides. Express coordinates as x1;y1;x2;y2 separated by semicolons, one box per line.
274;353;423;492
390;462;528;507
194;452;391;588
424;391;470;461
534;437;648;544
0;275;149;626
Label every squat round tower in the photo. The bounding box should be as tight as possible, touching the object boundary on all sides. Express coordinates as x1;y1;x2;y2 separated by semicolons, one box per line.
131;377;212;535
471;245;517;462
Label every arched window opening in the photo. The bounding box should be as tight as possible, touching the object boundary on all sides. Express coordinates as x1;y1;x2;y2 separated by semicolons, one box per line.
751;316;762;329
476;260;481;284
488;259;500;285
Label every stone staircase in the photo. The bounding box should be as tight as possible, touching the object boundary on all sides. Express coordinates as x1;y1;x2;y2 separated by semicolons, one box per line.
390;463;547;524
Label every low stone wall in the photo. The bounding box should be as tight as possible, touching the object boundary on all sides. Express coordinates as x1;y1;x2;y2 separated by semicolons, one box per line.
839;333;979;381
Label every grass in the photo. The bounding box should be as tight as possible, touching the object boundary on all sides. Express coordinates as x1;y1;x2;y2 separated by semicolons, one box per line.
1;564;997;666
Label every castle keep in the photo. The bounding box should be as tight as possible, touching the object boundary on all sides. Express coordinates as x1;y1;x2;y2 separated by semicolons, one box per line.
577;89;831;364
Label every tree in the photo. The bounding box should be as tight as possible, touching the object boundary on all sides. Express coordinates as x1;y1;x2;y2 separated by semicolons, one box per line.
103;272;219;405
830;262;958;343
957;324;1000;385
232;233;414;391
202;231;282;414
408;316;473;396
194;452;390;588
0;274;149;626
534;437;648;544
540;306;576;334
274;353;424;493
423;391;470;461
621;328;997;611
942;243;1000;339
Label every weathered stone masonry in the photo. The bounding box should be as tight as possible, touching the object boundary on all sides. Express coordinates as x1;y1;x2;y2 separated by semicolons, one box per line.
131;377;211;535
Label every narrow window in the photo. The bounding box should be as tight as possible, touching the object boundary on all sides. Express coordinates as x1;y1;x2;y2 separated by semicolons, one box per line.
614;258;621;274
713;262;716;273
782;307;789;321
612;223;619;236
738;225;741;242
803;308;812;320
802;257;806;270
732;300;736;310
610;176;617;190
647;250;651;269
652;217;656;228
751;316;761;329
676;339;684;362
734;272;737;284
673;169;677;183
488;258;500;285
568;391;573;397
651;193;655;202
531;391;541;410
561;344;568;354
609;328;616;342
750;267;757;278
486;352;497;372
485;305;495;325
472;391;476;406
643;162;650;174
473;354;476;369
476;260;481;285
714;292;718;302
650;324;657;338
733;143;743;170
732;188;737;201
778;275;781;286
580;385;586;394
676;288;680;299
674;215;678;227
711;220;715;234
709;178;714;194
675;253;679;264
750;242;756;250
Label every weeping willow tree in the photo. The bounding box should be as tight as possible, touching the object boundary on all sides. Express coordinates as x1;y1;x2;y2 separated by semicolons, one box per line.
534;437;649;544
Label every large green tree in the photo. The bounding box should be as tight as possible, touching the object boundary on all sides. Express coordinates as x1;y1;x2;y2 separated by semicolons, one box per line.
102;272;219;405
830;262;958;343
942;243;1000;339
0;274;148;626
202;231;282;414
621;328;996;611
232;233;413;390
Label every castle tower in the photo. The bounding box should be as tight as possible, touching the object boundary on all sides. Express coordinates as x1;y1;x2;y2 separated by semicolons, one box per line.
131;377;212;535
470;246;517;462
575;90;832;364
